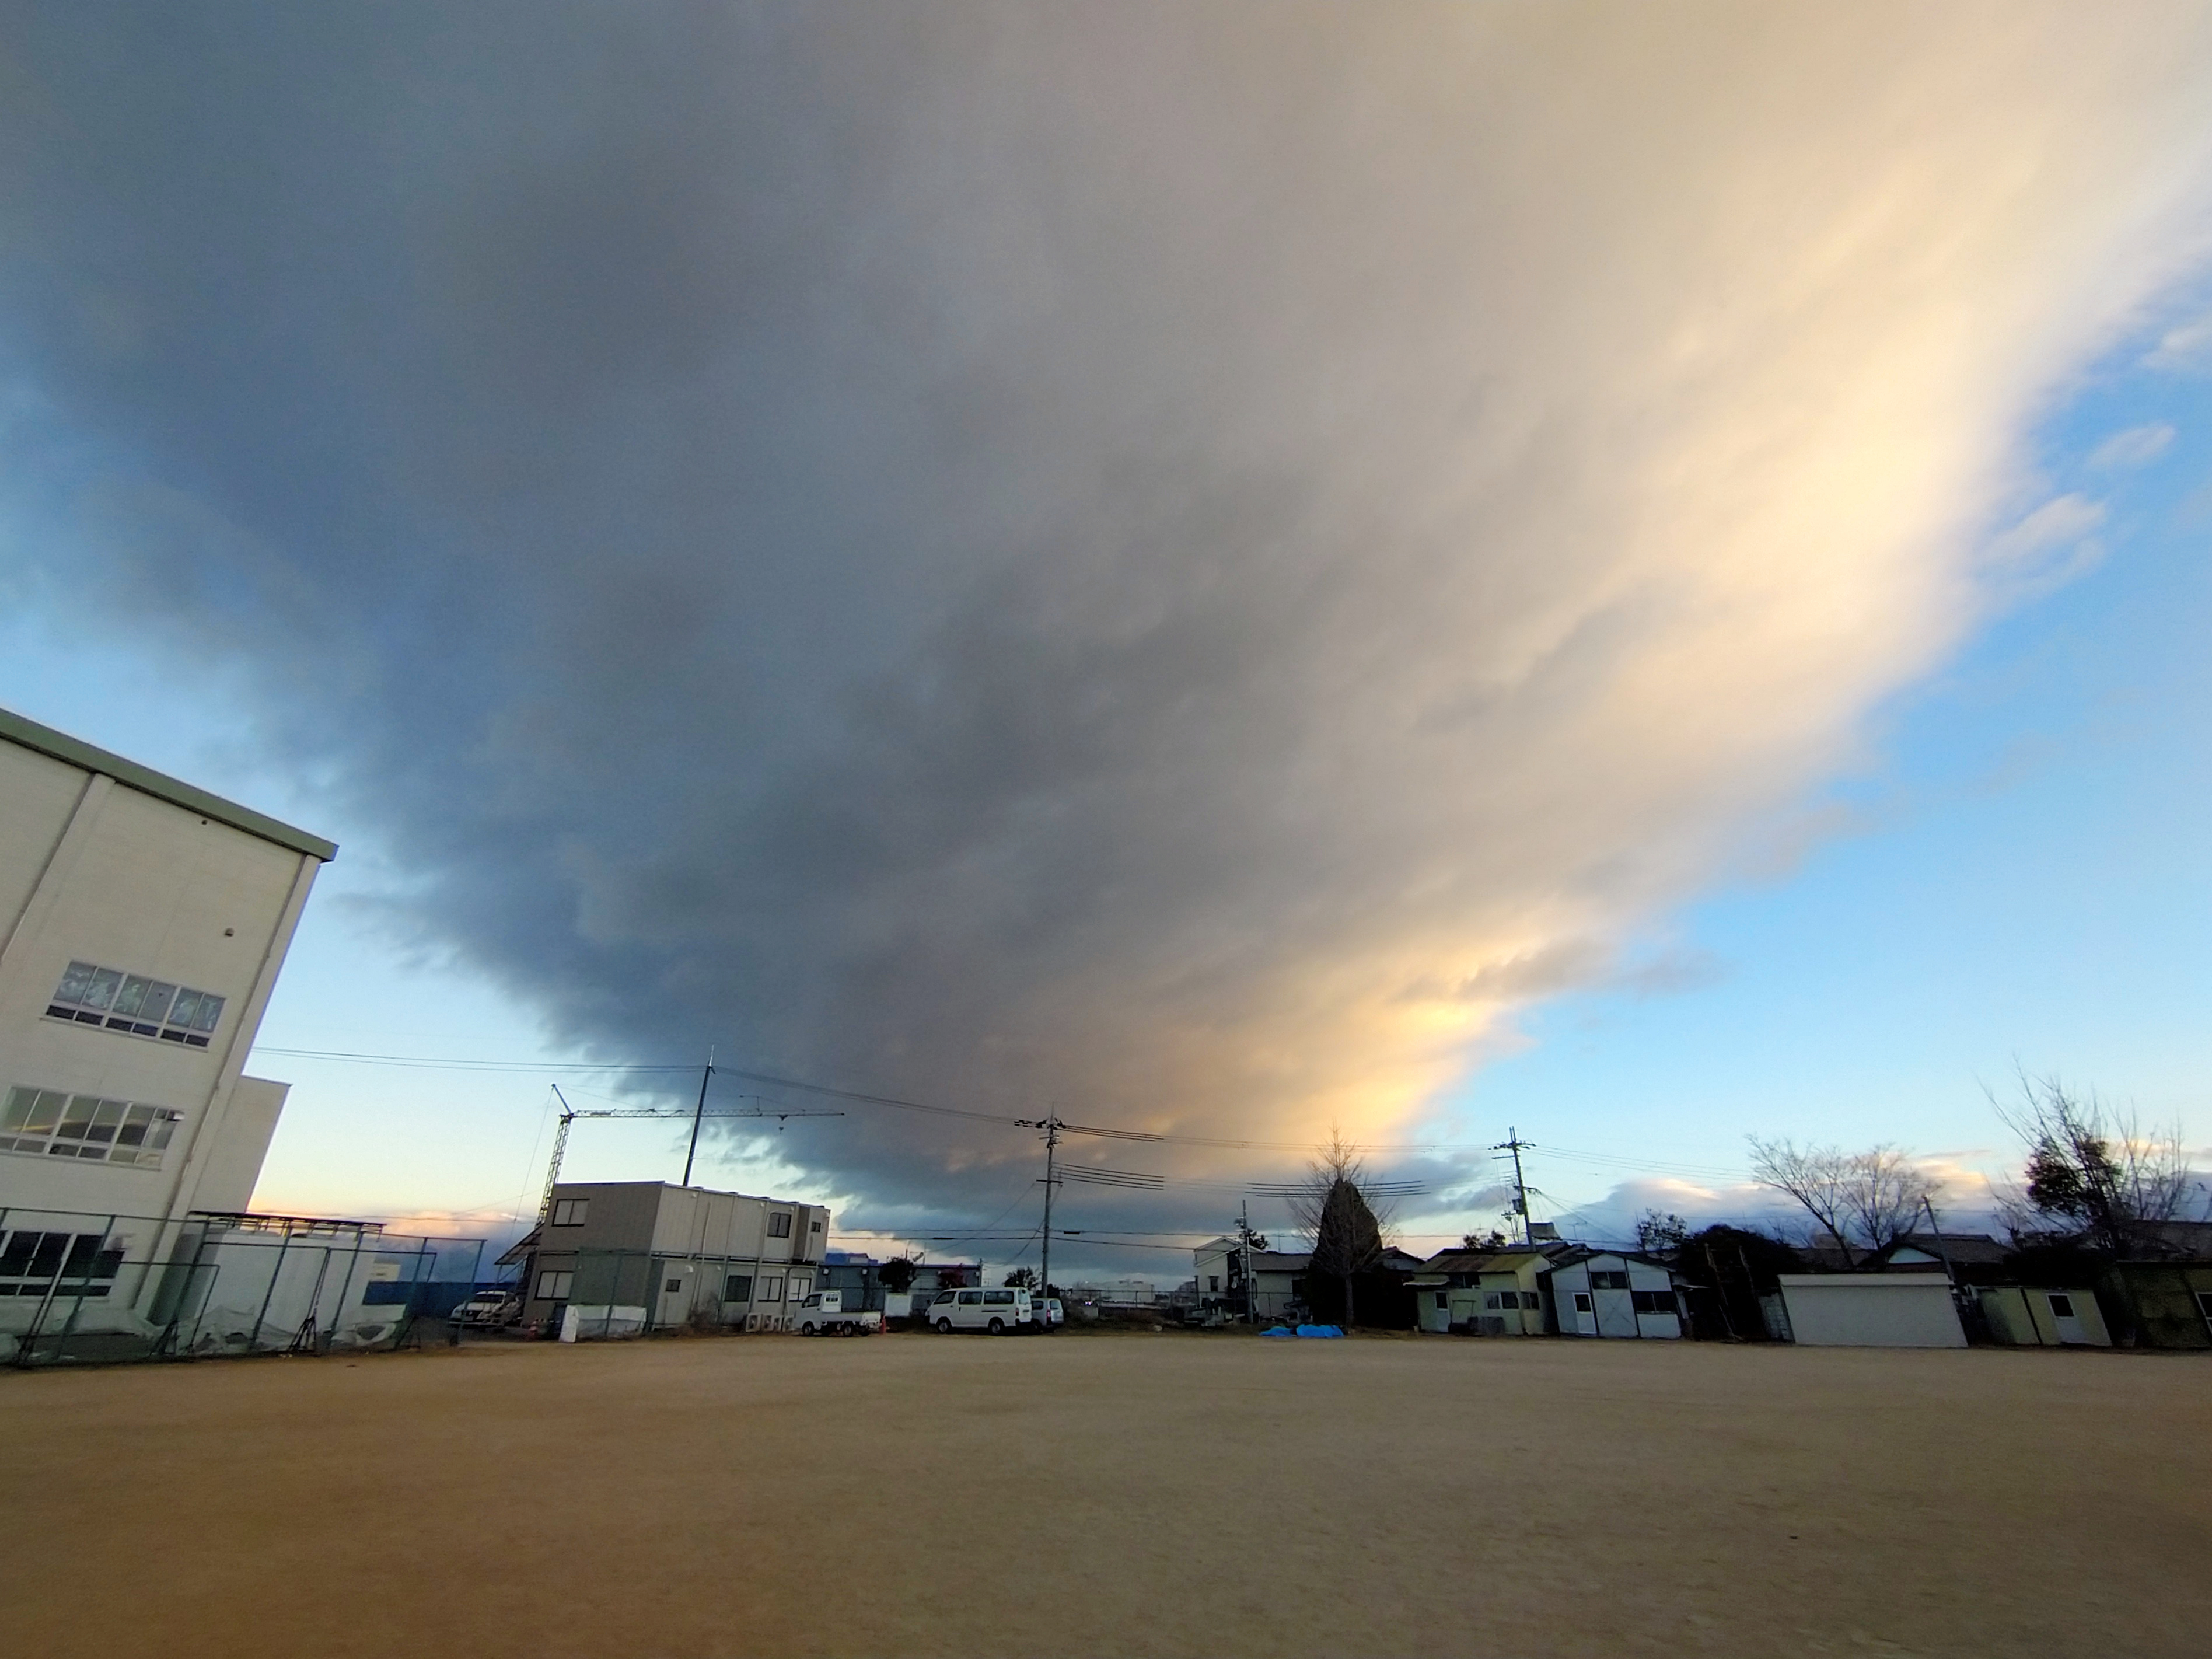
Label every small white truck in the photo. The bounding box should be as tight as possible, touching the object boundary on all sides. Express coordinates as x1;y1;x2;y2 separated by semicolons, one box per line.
795;1290;882;1336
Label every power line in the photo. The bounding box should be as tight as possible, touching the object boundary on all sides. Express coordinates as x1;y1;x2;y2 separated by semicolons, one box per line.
253;1046;1758;1183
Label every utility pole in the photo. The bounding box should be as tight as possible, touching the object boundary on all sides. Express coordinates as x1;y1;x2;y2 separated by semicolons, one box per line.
1018;1112;1064;1294
1495;1127;1535;1244
1236;1199;1263;1325
680;1048;715;1188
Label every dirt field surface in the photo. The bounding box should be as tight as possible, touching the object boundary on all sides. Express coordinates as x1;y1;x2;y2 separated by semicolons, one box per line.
5;1332;2207;1658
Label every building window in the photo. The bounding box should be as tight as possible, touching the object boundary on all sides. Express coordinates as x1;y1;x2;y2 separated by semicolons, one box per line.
809;1218;823;1232
1631;1290;1676;1315
759;1276;784;1302
2;1086;181;1168
47;961;225;1048
1208;1276;1220;1292
665;1277;683;1294
0;1230;124;1299
1573;1292;1593;1314
535;1270;574;1300
725;1274;753;1302
2047;1294;2075;1319
767;1212;792;1238
551;1199;589;1227
1589;1270;1630;1291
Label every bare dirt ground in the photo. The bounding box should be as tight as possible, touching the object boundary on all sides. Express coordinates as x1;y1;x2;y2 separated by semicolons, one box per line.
5;1330;2206;1658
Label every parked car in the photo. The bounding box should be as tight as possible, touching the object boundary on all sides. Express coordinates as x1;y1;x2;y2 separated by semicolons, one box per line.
1036;1296;1064;1330
796;1290;882;1336
453;1288;521;1326
928;1286;1032;1333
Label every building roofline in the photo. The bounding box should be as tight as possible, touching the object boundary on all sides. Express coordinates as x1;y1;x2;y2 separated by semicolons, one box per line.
0;705;337;862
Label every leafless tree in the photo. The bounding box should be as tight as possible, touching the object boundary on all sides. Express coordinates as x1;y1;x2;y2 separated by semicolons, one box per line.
1990;1070;2198;1252
1288;1127;1396;1329
1747;1137;1936;1266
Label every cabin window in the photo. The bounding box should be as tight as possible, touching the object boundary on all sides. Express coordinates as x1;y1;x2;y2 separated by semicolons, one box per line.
1574;1293;1593;1314
767;1213;793;1238
724;1275;753;1302
2047;1294;2075;1319
535;1270;574;1300
1631;1290;1676;1315
551;1199;589;1227
1589;1270;1630;1291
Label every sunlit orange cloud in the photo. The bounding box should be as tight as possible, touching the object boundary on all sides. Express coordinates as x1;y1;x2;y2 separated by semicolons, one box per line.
878;5;2212;1177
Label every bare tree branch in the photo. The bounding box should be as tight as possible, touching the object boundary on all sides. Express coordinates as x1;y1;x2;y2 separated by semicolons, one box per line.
1989;1068;2195;1253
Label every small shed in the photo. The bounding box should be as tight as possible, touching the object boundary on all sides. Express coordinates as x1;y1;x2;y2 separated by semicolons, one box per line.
1777;1274;1965;1347
1547;1249;1685;1339
1977;1286;2112;1347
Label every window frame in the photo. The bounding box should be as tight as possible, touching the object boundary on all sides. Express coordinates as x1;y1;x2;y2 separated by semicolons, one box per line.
535;1270;574;1300
551;1199;589;1227
2;1085;182;1169
766;1211;793;1239
47;959;226;1049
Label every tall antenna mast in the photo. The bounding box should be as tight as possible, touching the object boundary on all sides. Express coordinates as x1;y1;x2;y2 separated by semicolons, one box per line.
680;1047;715;1188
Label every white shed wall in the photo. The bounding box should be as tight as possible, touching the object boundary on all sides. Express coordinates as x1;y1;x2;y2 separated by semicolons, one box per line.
1778;1276;1965;1347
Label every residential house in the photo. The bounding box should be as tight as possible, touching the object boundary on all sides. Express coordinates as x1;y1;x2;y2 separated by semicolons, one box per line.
1865;1232;2010;1284
1411;1246;1558;1335
1193;1237;1311;1321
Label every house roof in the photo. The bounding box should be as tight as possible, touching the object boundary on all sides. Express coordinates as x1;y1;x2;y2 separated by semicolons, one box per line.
1544;1245;1682;1273
1873;1232;2010;1269
1;703;338;862
1421;1247;1557;1275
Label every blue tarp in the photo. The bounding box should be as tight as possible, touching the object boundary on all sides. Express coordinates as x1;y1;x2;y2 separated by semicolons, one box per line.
1262;1323;1346;1338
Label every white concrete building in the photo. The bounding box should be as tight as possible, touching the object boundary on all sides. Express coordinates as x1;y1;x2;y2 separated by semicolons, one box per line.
0;706;336;1361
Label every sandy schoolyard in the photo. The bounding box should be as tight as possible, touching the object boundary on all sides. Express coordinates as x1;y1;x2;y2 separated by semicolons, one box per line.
4;1329;2204;1657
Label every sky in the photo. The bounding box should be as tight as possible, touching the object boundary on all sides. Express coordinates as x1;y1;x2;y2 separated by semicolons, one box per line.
3;4;2210;1284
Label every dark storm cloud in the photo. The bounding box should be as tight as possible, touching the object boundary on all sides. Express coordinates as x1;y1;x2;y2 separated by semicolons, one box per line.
5;4;2212;1242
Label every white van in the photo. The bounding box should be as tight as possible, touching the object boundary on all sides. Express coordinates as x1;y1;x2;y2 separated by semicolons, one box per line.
928;1286;1032;1333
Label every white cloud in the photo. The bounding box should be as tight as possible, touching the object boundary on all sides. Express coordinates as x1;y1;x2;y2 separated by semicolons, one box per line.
2143;312;2212;370
1979;494;2109;602
2089;422;2178;469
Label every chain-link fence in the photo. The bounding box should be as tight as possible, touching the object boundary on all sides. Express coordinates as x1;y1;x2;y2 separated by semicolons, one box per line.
0;1206;483;1367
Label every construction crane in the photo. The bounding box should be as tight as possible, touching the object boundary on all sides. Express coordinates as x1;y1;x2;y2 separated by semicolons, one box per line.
533;1082;844;1228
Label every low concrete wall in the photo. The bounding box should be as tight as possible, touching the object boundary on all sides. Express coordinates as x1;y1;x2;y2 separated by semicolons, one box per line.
1777;1275;1965;1348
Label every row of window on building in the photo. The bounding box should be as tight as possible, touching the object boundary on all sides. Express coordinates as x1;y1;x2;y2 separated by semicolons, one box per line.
46;959;225;1049
533;1268;796;1305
